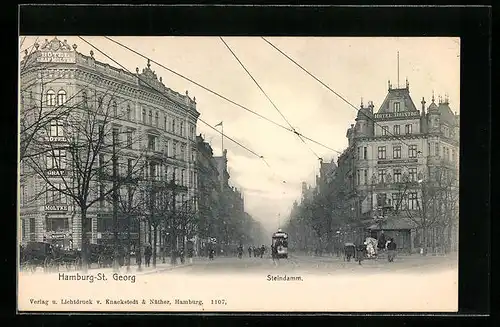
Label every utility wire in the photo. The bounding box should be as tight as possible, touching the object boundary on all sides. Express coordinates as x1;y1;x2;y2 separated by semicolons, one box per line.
103;36;342;155
261;37;414;149
219;37;321;161
78;36;271;171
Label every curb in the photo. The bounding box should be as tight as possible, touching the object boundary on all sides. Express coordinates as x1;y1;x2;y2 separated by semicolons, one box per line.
138;263;194;275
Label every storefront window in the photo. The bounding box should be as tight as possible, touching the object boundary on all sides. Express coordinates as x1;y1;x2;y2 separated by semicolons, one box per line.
45;217;69;232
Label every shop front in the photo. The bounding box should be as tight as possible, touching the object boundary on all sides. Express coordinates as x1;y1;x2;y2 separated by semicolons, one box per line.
366;217;416;254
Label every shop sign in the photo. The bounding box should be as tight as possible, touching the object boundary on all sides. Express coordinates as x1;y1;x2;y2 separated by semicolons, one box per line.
45;136;68;143
44;205;68;212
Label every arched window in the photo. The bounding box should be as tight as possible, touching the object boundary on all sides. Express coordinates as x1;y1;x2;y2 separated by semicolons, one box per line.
155;112;159;127
57;90;67;106
46;90;56;106
82;91;88;107
112;101;118;117
126;104;131;120
142;108;146;123
148;110;153;125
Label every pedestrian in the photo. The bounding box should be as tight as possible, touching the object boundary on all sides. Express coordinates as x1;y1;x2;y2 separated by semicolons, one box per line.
387;238;397;262
356;242;366;265
248;246;252;257
144;244;152;267
260;245;265;258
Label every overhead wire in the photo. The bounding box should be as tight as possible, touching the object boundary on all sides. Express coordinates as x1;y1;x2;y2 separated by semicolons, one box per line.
219;37;322;161
261;37;414;149
103;36;342;155
77;36;271;171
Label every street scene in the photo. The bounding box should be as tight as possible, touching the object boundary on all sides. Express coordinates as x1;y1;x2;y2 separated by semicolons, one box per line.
18;36;459;312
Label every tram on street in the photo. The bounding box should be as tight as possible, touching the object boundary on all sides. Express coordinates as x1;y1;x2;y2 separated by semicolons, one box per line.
272;229;289;259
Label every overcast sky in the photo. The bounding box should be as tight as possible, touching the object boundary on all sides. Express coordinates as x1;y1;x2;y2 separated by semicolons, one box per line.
19;36;460;233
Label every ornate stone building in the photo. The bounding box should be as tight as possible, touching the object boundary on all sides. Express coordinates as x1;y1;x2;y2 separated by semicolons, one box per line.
337;79;459;253
19;37;200;251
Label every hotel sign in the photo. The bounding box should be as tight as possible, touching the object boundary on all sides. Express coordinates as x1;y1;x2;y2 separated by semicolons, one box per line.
374;111;420;119
47;169;67;176
45;136;68;143
377;159;418;165
37;51;76;63
44;205;68;212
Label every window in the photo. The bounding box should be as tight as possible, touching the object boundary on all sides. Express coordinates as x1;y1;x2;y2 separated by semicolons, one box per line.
393;102;401;112
57;90;67;106
428;142;431;156
364;170;368;185
378;169;386;184
356;170;360;185
46;90;56;106
142;108;146;123
126;130;132;149
181;170;185;186
126;104;131;120
408;192;418;210
382;126;389;136
148;135;157;151
47;150;66;170
435;143;440;157
180;122;184;137
409;167;417;182
377;193;387;207
191;149;196;162
171;119;176;133
112;101;117;117
405;124;412;134
127;159;133;176
363;147;367;160
98;96;103;108
408;145;418;158
155;112;159;127
112;128;119;145
49;119;64;137
148;110;153;125
452;149;456;162
393;169;401;183
164;117;167;130
357;147;361;160
165;139;170;157
392;193;401;209
82;91;88;107
377;146;386;159
180;144;185;160
173;142;177;158
46;218;69;232
393;125;400;135
393;145;401;159
46;183;66;204
29;218;36;241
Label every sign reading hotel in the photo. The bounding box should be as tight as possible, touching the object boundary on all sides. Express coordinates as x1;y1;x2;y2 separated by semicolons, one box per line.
37;51;76;63
374;111;420;119
44;205;68;212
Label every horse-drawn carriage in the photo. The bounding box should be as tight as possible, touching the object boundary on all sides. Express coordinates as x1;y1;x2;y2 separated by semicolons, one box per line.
20;242;81;272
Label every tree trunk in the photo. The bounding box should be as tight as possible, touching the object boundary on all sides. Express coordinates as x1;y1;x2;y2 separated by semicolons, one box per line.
80;207;89;273
421;226;428;256
152;224;157;268
126;214;131;272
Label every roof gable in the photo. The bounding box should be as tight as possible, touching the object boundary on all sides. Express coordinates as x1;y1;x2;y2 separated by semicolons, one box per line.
377;87;418;114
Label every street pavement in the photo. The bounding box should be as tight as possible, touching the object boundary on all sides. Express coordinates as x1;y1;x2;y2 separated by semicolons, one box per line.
164;252;458;275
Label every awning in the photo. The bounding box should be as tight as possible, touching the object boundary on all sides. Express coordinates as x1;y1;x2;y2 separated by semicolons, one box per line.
367;218;416;231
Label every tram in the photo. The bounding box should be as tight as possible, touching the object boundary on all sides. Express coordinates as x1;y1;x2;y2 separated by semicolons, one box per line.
272;229;289;259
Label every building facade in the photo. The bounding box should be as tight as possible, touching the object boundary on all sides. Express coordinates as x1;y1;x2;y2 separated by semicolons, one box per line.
19;37;200;251
338;79;459;253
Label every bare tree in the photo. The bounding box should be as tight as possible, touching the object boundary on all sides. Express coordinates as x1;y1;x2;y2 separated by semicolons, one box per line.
25;85;146;272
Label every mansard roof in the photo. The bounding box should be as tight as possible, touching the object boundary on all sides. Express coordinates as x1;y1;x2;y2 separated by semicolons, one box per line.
376;87;418;114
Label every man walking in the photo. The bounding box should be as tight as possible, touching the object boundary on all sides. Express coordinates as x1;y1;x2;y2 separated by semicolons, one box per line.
387;238;397;262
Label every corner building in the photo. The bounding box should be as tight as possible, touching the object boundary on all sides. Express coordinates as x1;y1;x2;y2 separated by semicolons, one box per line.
19;37;200;250
339;79;459;253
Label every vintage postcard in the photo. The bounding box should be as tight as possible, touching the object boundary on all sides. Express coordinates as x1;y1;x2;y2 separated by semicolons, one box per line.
18;36;459;312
